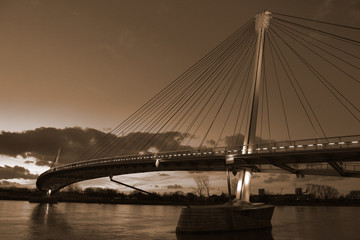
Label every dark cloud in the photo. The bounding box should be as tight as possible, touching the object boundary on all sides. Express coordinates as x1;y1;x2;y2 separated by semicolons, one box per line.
77;131;194;161
24;160;34;164
294;175;346;183
188;171;204;174
0;127;107;166
0;180;22;187
167;184;182;189
0;127;193;166
263;174;290;184
158;173;170;176
0;165;38;179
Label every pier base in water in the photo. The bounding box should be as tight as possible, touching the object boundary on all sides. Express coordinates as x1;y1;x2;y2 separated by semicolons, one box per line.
176;201;274;233
29;196;58;204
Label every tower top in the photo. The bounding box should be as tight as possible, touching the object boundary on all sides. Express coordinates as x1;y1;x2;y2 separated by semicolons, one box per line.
255;10;272;33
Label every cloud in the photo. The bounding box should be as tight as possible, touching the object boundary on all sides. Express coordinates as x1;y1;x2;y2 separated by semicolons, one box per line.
188;171;204;174
0;180;22;187
0;128;194;167
158;173;170;176
263;174;290;184
167;184;182;189
0;165;38;179
0;127;108;166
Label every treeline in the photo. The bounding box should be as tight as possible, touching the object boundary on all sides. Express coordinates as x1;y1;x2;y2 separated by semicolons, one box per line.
0;185;359;205
58;187;228;205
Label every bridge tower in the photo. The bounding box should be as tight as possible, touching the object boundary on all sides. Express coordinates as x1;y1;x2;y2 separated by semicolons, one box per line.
233;10;272;202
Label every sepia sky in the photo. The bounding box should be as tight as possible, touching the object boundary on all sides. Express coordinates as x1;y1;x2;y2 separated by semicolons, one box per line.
0;0;359;194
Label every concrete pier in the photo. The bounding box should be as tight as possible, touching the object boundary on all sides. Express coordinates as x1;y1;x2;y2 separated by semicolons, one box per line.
176;201;274;233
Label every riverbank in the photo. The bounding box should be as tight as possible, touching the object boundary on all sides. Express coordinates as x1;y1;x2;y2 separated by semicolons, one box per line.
0;188;359;206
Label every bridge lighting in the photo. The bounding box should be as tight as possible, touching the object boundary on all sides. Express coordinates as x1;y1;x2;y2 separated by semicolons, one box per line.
155;159;160;168
297;145;303;148
317;144;323;146
289;146;295;148
308;144;314;147
329;142;335;145
244;171;251;186
352;141;359;144
279;146;285;149
47;189;51;196
339;142;345;145
236;178;243;197
226;155;234;164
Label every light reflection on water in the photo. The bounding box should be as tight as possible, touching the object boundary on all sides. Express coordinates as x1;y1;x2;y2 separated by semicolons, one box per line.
0;201;359;240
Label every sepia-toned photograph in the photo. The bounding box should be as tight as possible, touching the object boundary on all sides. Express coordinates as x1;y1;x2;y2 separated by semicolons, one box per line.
0;0;359;239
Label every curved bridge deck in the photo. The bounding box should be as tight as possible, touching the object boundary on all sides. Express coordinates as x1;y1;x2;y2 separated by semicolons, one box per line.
37;136;360;193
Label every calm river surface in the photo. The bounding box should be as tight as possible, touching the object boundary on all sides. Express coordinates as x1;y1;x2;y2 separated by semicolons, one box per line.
0;200;359;240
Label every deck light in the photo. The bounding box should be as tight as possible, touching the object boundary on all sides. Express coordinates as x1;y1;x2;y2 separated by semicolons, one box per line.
226;155;234;164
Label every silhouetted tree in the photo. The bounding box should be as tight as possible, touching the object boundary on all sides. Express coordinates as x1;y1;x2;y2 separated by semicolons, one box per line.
306;184;339;199
347;190;360;199
193;176;211;197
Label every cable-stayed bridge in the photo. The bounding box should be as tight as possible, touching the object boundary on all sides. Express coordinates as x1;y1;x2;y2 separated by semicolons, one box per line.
37;11;360;195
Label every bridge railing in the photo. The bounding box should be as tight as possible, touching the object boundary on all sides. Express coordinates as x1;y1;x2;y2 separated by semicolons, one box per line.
248;135;360;154
47;135;360;174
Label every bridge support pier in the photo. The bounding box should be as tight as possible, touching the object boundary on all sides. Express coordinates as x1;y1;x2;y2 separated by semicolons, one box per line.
176;157;273;233
235;169;252;202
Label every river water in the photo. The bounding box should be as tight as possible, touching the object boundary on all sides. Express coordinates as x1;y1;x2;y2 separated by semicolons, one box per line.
0;200;359;240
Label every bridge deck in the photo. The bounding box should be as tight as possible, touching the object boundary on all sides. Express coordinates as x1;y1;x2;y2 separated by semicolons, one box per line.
37;138;360;193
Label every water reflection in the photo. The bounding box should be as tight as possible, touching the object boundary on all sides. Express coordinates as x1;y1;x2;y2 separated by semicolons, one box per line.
28;203;73;239
176;229;273;240
0;201;357;240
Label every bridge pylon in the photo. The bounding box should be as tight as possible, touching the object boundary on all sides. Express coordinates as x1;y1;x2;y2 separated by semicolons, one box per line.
230;10;271;202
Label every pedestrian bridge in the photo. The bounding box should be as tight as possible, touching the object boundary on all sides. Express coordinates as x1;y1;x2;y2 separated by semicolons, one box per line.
36;11;360;196
37;135;360;193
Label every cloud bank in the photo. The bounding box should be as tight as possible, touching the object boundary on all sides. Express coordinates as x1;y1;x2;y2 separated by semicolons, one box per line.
0;127;107;166
0;165;38;179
